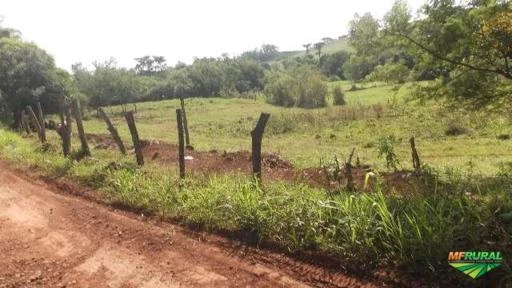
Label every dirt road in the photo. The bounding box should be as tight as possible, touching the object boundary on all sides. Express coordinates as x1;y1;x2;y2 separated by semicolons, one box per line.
0;163;379;288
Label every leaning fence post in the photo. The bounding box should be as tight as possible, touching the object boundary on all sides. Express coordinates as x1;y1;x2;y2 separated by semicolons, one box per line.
176;109;185;178
98;107;126;155
72;98;90;157
36;102;46;142
251;113;271;182
26;106;44;143
410;137;421;173
125;111;144;166
21;110;31;135
57;104;72;156
179;95;191;147
345;148;356;191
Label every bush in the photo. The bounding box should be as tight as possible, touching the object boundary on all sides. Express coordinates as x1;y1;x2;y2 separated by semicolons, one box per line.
445;122;468;136
332;86;346;106
376;135;400;171
264;68;328;109
294;69;328;109
264;72;296;107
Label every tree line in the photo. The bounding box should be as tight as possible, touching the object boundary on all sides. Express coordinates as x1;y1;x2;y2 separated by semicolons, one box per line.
0;0;510;128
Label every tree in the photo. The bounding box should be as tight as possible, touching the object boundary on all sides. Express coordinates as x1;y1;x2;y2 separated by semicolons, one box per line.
343;54;377;81
319;51;351;79
349;13;381;57
73;59;145;109
314;42;325;60
0;38;66;127
0;17;20;39
134;55;167;76
384;0;511;107
365;62;410;84
322;37;334;43
303;43;312;54
346;13;382;80
260;44;279;61
241;44;280;63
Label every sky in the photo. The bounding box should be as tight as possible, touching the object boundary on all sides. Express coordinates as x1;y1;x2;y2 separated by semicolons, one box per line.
0;0;425;71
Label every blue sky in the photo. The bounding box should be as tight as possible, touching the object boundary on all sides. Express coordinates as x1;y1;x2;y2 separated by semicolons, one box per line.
0;0;425;70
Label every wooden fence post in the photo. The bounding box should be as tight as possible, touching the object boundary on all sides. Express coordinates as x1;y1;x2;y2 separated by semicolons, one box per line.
125;111;144;166
251;113;270;182
410;137;421;173
179;95;191;147
57;104;72;156
176;109;185;178
26;106;43;143
36;102;46;142
21;110;31;135
98;107;126;155
72;98;90;156
345;148;356;191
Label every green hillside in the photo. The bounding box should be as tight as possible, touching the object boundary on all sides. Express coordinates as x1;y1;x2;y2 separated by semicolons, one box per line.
278;37;353;60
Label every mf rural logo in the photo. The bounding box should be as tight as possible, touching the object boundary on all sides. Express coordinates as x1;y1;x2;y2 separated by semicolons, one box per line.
448;251;503;279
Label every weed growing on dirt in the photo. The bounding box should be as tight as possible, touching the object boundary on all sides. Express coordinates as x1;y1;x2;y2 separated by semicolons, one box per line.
377;135;400;171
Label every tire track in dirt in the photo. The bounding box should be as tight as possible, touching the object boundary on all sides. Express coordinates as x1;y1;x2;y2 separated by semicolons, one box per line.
0;162;381;287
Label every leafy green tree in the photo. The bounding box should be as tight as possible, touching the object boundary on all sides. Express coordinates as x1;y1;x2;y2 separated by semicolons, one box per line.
73;59;144;110
0;37;68;127
348;13;381;57
384;0;511;107
319;51;351;79
314;42;325;60
343;54;377;81
365;62;410;84
134;55;167;76
303;43;312;54
346;13;382;80
0;17;19;39
186;58;224;97
241;44;280;63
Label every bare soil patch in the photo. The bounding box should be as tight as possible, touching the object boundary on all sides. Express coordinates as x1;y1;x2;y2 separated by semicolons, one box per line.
86;133;415;193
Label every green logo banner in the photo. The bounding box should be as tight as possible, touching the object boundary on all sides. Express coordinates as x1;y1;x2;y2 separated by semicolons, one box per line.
448;251;503;279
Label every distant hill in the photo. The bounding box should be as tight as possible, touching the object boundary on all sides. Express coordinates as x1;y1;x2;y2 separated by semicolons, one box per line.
276;37;353;60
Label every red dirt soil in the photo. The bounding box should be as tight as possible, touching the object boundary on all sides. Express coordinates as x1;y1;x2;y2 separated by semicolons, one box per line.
0;161;383;288
86;133;415;193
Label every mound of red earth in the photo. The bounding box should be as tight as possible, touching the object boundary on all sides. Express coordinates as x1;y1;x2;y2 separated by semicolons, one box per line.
87;133;414;192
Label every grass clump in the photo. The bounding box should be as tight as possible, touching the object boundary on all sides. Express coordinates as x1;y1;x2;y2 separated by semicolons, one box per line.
332;86;346;106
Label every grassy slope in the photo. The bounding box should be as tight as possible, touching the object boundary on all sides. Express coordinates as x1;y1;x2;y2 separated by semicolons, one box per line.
81;83;512;175
277;38;354;60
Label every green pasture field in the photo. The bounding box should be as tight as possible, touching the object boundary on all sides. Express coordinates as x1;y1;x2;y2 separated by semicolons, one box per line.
79;83;512;175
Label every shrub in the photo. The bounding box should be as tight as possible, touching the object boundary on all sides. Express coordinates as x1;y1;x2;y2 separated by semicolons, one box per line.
376;135;400;171
294;69;328;108
264;68;328;109
332;86;346;106
497;134;510;140
445;122;468;136
264;72;296;107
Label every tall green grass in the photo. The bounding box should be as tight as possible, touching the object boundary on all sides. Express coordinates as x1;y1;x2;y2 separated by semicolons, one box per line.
0;129;510;286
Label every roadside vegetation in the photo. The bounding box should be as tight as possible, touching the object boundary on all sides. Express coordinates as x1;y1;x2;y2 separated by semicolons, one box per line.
0;127;511;286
